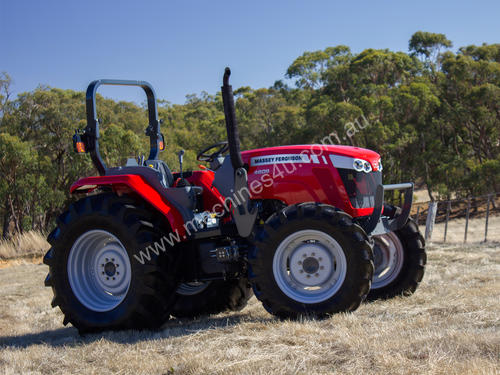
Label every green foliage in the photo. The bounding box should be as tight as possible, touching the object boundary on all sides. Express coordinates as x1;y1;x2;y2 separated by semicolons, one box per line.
286;46;351;89
0;31;499;236
409;31;452;59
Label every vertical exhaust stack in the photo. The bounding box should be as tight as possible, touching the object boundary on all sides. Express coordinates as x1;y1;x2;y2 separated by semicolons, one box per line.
221;67;244;169
220;67;257;237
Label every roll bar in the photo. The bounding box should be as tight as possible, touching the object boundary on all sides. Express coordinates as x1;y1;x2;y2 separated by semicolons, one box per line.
82;79;163;175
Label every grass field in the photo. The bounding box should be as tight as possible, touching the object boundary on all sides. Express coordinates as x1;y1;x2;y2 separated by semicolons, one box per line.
432;215;500;244
0;237;499;374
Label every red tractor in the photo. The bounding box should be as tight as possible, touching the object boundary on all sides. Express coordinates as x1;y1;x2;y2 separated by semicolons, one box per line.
44;68;426;333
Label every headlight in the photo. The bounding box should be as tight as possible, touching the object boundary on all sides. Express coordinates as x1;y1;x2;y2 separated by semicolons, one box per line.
353;159;365;172
353;158;372;173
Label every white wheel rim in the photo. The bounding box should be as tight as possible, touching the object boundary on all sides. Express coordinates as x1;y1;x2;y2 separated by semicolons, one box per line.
272;229;347;304
176;281;211;296
67;230;132;312
371;231;404;289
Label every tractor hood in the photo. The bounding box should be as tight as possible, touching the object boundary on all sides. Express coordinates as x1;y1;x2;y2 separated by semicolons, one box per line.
240;144;382;218
241;144;381;171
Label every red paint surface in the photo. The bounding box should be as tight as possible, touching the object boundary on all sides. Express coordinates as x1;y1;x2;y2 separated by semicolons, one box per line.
71;175;187;237
241;144;381;217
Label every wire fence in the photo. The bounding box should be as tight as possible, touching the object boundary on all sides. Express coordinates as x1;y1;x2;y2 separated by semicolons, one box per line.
409;192;500;243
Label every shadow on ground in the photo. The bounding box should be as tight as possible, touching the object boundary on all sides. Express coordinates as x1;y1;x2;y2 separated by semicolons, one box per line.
0;313;274;349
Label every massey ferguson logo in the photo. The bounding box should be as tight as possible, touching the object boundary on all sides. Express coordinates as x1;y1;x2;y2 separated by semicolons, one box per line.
250;154;311;166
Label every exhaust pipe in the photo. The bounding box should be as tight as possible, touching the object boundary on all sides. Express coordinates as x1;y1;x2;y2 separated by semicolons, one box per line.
219;67;257;237
221;67;244;169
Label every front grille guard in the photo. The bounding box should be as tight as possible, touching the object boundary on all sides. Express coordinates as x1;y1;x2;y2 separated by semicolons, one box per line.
360;182;414;235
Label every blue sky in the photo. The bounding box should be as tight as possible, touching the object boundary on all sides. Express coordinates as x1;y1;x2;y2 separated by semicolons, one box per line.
1;0;499;104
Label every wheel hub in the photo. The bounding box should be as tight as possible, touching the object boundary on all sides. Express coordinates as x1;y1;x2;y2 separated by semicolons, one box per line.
302;257;319;274
289;242;333;286
104;262;116;277
67;230;132;312
273;229;347;304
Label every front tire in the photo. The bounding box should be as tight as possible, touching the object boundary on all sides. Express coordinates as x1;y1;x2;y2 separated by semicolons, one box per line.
367;218;426;300
248;203;373;319
43;193;179;333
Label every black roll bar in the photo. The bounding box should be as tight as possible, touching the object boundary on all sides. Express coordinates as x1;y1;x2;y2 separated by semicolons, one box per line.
84;79;162;175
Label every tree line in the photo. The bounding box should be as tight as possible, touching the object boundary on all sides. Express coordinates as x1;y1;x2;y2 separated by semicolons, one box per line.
1;31;499;238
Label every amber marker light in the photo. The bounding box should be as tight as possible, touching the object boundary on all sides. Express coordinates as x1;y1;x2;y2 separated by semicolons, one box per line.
75;141;86;153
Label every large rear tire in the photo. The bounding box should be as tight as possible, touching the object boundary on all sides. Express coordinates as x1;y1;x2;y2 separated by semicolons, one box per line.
172;278;252;318
367;218;426;300
248;203;373;319
43;193;179;333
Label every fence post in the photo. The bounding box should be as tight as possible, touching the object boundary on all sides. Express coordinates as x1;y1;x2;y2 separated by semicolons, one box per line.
464;198;471;243
444;201;451;242
425;201;438;242
484;194;491;243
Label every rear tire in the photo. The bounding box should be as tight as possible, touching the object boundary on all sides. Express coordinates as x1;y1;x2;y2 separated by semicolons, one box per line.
367;218;426;300
248;203;373;319
43;193;179;333
172;278;253;318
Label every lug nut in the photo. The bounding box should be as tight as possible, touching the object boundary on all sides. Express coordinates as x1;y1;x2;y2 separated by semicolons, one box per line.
303;254;307;258
318;257;322;261
311;252;315;256
298;261;302;265
106;277;109;280
320;266;324;270
117;272;119;275
112;277;115;280
315;273;319;277
306;274;311;278
299;270;304;273
105;258;109;262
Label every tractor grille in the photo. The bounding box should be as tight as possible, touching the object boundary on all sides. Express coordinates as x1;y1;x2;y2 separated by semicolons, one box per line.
337;169;382;209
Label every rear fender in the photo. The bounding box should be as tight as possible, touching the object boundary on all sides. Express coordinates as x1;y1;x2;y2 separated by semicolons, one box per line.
70;175;187;238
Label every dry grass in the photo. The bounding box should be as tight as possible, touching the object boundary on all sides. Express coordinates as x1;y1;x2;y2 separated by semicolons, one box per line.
0;241;498;375
431;215;500;244
0;231;49;260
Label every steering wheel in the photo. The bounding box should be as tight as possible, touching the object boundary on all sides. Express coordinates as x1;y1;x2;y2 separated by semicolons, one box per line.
197;141;229;162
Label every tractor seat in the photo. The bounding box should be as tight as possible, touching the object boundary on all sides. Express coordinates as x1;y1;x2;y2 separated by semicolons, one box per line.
144;160;202;197
120;158;174;188
145;159;174;188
